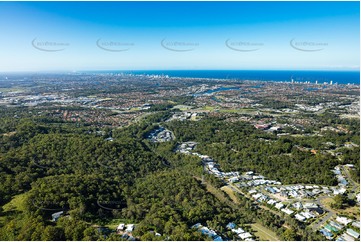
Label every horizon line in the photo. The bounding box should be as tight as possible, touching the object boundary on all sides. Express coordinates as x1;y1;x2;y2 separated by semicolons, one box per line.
1;69;360;74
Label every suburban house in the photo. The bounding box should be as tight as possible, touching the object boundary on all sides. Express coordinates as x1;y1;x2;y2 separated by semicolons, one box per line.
346;229;360;239
304;203;324;215
340;233;355;241
300;211;315;219
51;211;64;222
292;202;303;210
125;224;135;233
267;199;277;205
226;222;236;230
281;208;294;215
295;214;306;222
319;229;333;240
352;221;360;228
232;228;245;234
238;232;253;240
336;216;352;226
116;223;125;233
275;202;284;210
329;221;343;230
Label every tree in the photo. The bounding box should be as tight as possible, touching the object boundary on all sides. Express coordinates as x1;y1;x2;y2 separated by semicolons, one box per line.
41;226;65;241
58;218;88;240
83;227;101;241
332;194;347;209
283;228;297;241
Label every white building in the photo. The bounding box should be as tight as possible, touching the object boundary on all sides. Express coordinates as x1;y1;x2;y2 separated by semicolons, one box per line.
126;224;135;233
352;221;360;228
300;211;315;219
252;193;262;200
336;216;352;226
267;199;277;205
232;228;245;234
239;232;253;240
117;223;125;232
295;214;306;222
292;202;303;210
281;208;294;215
248;189;257;194
275;202;284;210
346;229;360;239
229;177;239;183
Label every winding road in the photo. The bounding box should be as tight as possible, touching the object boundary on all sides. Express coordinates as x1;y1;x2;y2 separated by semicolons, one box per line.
341;166;359;199
310;195;334;231
311;165;360;231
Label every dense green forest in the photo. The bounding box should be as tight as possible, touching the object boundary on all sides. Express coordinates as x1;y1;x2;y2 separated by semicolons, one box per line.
0;108;359;240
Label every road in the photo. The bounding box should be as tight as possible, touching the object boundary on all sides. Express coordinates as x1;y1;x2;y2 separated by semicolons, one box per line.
310;196;335;231
310;210;333;231
227;183;246;196
192;152;358;234
227;183;282;217
229;182;336;231
341;166;359;198
310;165;360;231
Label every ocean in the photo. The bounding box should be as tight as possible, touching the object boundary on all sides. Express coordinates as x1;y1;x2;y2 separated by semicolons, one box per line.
119;70;360;85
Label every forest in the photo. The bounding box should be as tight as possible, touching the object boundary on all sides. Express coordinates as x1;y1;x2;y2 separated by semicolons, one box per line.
0;107;358;240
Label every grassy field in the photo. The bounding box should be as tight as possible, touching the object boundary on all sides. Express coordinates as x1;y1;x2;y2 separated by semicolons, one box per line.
219;109;240;113
0;87;27;93
0;216;5;225
1;193;28;229
3;193;29;212
203;106;216;111
221;186;239;204
250;222;280;241
321;197;360;219
194;176;237;210
102;218;135;229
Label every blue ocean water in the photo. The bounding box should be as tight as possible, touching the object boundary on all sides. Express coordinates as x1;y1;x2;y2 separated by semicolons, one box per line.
120;70;360;85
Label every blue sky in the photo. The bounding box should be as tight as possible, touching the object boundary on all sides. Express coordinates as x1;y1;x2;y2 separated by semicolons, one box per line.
0;1;359;72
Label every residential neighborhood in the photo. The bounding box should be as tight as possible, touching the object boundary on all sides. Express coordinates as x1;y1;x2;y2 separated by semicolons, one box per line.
176;140;360;241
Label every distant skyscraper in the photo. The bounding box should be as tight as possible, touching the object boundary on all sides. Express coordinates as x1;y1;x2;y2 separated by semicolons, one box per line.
330;80;333;85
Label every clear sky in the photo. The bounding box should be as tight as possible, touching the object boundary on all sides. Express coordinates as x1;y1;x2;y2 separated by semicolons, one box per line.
0;1;359;72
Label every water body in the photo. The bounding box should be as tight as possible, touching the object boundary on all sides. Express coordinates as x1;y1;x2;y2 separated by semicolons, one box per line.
117;70;360;85
211;96;221;102
194;86;240;96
